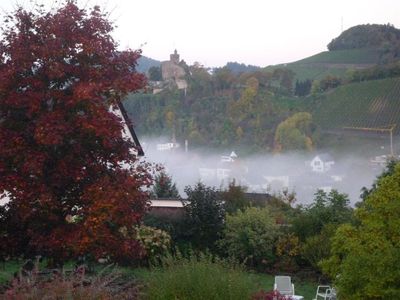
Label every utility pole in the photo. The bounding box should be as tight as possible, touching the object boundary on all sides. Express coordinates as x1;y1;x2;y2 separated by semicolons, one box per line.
341;17;344;33
390;126;394;156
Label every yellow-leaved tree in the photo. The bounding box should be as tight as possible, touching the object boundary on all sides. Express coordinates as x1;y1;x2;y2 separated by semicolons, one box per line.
274;112;314;152
320;162;400;299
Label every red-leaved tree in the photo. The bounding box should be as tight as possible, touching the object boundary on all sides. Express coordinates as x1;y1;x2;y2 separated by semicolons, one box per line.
0;1;151;264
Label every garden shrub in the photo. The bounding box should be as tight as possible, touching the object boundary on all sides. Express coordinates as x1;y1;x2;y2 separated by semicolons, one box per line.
218;207;279;268
290;189;353;273
134;225;171;263
276;233;301;258
301;224;335;270
273;233;301;273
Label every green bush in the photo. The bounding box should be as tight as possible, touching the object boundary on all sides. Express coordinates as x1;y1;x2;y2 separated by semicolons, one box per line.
301;224;336;270
218;207;279;268
145;252;255;300
134;225;171;262
291;189;353;241
274;233;301;273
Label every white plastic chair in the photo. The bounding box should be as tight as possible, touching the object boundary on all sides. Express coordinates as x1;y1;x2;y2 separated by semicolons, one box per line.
274;276;295;296
313;285;335;300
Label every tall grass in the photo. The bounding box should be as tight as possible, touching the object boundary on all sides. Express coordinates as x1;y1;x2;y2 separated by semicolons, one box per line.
144;251;257;300
1;261;141;300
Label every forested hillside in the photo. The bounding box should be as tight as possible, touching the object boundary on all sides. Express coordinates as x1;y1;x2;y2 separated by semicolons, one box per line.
124;24;400;153
327;24;400;54
137;56;161;73
124;71;294;152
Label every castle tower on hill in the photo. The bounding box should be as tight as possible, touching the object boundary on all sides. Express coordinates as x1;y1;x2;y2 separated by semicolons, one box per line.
161;49;187;90
170;49;180;64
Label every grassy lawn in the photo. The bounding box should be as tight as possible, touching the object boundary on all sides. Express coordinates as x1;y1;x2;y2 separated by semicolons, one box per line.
0;260;25;285
124;267;317;300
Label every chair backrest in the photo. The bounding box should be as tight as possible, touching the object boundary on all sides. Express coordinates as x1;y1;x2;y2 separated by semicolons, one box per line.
329;287;337;300
275;276;293;294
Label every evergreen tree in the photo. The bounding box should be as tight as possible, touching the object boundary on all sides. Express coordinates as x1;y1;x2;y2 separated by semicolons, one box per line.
152;171;180;198
182;183;225;249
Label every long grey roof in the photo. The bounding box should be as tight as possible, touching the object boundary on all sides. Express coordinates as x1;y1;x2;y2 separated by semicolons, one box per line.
315;153;334;162
117;100;144;156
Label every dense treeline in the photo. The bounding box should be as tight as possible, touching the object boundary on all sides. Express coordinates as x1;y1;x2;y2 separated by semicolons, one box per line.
124;67;299;151
328;24;400;64
294;79;312;96
311;62;400;93
348;61;400;82
328;24;400;51
223;62;261;74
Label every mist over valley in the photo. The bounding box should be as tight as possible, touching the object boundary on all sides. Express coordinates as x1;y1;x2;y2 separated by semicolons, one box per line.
141;136;396;205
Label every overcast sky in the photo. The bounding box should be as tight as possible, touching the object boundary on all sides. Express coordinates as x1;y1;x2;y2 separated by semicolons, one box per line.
2;0;400;67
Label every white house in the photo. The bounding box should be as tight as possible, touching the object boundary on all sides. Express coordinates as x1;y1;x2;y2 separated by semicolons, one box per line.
199;168;216;180
370;154;388;166
156;142;180;151
216;168;231;181
220;151;238;163
310;154;335;173
198;167;231;182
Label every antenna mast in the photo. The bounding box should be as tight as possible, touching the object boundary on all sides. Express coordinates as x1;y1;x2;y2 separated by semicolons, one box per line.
341;17;344;33
343;124;396;156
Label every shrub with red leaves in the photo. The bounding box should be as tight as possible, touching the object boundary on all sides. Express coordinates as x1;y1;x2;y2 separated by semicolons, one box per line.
251;289;292;300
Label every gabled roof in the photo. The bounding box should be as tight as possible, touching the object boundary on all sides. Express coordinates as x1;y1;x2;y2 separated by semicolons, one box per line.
314;153;334;162
116;99;144;156
150;199;183;208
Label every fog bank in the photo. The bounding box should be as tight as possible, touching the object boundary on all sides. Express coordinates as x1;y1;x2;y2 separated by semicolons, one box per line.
141;137;394;206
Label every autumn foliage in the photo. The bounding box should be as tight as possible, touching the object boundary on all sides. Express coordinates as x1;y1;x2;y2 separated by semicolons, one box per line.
0;1;150;263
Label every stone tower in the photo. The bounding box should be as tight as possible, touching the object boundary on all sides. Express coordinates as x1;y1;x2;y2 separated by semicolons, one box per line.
160;49;188;91
170;49;180;64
